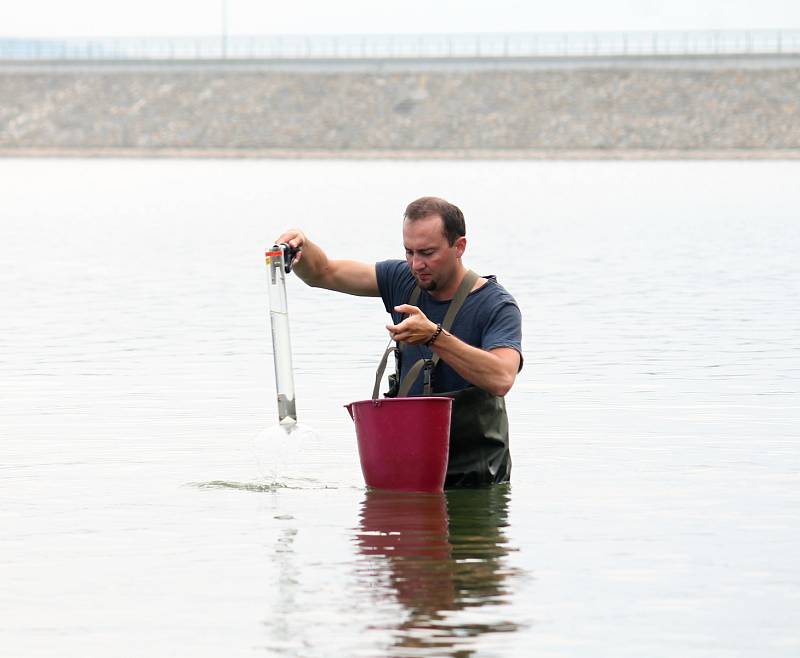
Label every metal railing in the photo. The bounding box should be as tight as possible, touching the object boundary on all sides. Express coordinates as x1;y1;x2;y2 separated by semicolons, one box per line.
1;30;799;61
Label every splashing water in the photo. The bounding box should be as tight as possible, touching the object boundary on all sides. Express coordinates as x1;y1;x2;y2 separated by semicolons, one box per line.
252;421;320;484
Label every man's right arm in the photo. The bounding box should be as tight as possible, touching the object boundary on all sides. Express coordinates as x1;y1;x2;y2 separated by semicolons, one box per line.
275;229;380;297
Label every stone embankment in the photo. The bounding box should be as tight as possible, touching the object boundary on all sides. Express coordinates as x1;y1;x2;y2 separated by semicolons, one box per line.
1;61;799;157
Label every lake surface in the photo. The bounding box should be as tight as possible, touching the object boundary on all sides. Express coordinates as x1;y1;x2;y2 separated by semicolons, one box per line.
1;158;798;657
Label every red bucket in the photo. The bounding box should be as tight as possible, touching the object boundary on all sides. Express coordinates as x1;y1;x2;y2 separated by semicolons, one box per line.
345;397;452;493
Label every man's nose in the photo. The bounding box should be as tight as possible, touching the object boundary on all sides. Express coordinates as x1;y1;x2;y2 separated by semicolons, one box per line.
411;255;426;271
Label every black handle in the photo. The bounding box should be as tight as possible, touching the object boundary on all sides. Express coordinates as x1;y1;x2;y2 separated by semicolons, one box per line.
274;243;300;273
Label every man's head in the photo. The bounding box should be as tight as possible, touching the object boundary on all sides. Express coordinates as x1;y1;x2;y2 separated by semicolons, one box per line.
404;197;466;246
402;197;467;296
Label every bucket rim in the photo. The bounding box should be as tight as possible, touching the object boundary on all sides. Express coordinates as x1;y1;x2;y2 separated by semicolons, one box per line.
345;396;453;407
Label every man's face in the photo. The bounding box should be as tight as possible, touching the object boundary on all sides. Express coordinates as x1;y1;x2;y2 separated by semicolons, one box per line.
403;215;464;292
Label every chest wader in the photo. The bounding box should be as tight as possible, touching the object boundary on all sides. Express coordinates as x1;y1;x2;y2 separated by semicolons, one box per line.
372;270;511;488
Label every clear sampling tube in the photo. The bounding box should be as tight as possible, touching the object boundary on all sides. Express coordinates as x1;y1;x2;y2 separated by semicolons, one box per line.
265;244;297;426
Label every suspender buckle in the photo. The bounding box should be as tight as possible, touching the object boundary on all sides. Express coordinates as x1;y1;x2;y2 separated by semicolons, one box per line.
423;359;434;394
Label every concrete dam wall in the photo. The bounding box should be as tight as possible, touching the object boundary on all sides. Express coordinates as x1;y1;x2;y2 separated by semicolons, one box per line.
2;60;799;156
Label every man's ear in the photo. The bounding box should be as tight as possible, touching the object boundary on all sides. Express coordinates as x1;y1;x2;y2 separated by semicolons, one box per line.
455;236;467;258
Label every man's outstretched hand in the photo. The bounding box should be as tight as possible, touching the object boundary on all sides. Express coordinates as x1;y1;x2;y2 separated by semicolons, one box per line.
273;229;306;267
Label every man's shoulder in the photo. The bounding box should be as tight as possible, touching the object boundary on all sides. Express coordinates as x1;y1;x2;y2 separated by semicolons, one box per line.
475;276;520;310
376;259;415;311
376;259;413;292
376;259;410;279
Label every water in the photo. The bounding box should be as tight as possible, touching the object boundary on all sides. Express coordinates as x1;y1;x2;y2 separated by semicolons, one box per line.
1;158;798;657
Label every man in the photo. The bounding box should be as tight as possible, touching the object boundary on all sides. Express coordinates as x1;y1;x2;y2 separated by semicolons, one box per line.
276;196;522;487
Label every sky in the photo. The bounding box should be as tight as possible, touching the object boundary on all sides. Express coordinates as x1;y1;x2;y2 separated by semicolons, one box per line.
1;0;798;38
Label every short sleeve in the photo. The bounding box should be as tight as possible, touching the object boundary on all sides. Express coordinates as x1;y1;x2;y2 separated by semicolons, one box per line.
481;302;523;369
376;260;415;318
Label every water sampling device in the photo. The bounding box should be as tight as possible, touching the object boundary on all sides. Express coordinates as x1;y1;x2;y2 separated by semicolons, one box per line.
265;243;299;426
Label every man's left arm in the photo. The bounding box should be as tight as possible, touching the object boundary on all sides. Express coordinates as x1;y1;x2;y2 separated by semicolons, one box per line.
388;304;521;397
430;336;520;397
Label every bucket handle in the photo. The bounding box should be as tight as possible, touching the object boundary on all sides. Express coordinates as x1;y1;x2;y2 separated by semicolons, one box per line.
372;344;397;400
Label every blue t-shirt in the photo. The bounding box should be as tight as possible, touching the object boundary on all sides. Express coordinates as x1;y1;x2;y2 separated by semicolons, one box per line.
376;259;523;395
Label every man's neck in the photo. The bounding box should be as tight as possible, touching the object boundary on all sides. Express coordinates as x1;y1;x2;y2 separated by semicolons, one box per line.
429;264;468;301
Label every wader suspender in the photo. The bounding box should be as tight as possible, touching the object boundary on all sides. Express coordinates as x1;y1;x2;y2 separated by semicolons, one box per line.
371;270;479;399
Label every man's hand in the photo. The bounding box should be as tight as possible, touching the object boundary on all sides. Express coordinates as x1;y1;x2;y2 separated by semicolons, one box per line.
387;305;438;345
274;229;306;267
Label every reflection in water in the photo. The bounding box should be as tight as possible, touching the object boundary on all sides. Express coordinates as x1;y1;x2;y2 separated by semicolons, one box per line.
355;485;522;657
266;523;300;655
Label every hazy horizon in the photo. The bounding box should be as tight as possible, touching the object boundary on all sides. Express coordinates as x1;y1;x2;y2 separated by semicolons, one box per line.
1;0;799;39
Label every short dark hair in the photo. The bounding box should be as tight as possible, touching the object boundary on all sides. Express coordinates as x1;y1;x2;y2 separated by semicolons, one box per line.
404;197;466;246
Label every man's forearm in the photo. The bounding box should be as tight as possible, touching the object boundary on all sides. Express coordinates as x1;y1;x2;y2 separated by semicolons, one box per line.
430;331;518;397
277;229;379;296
